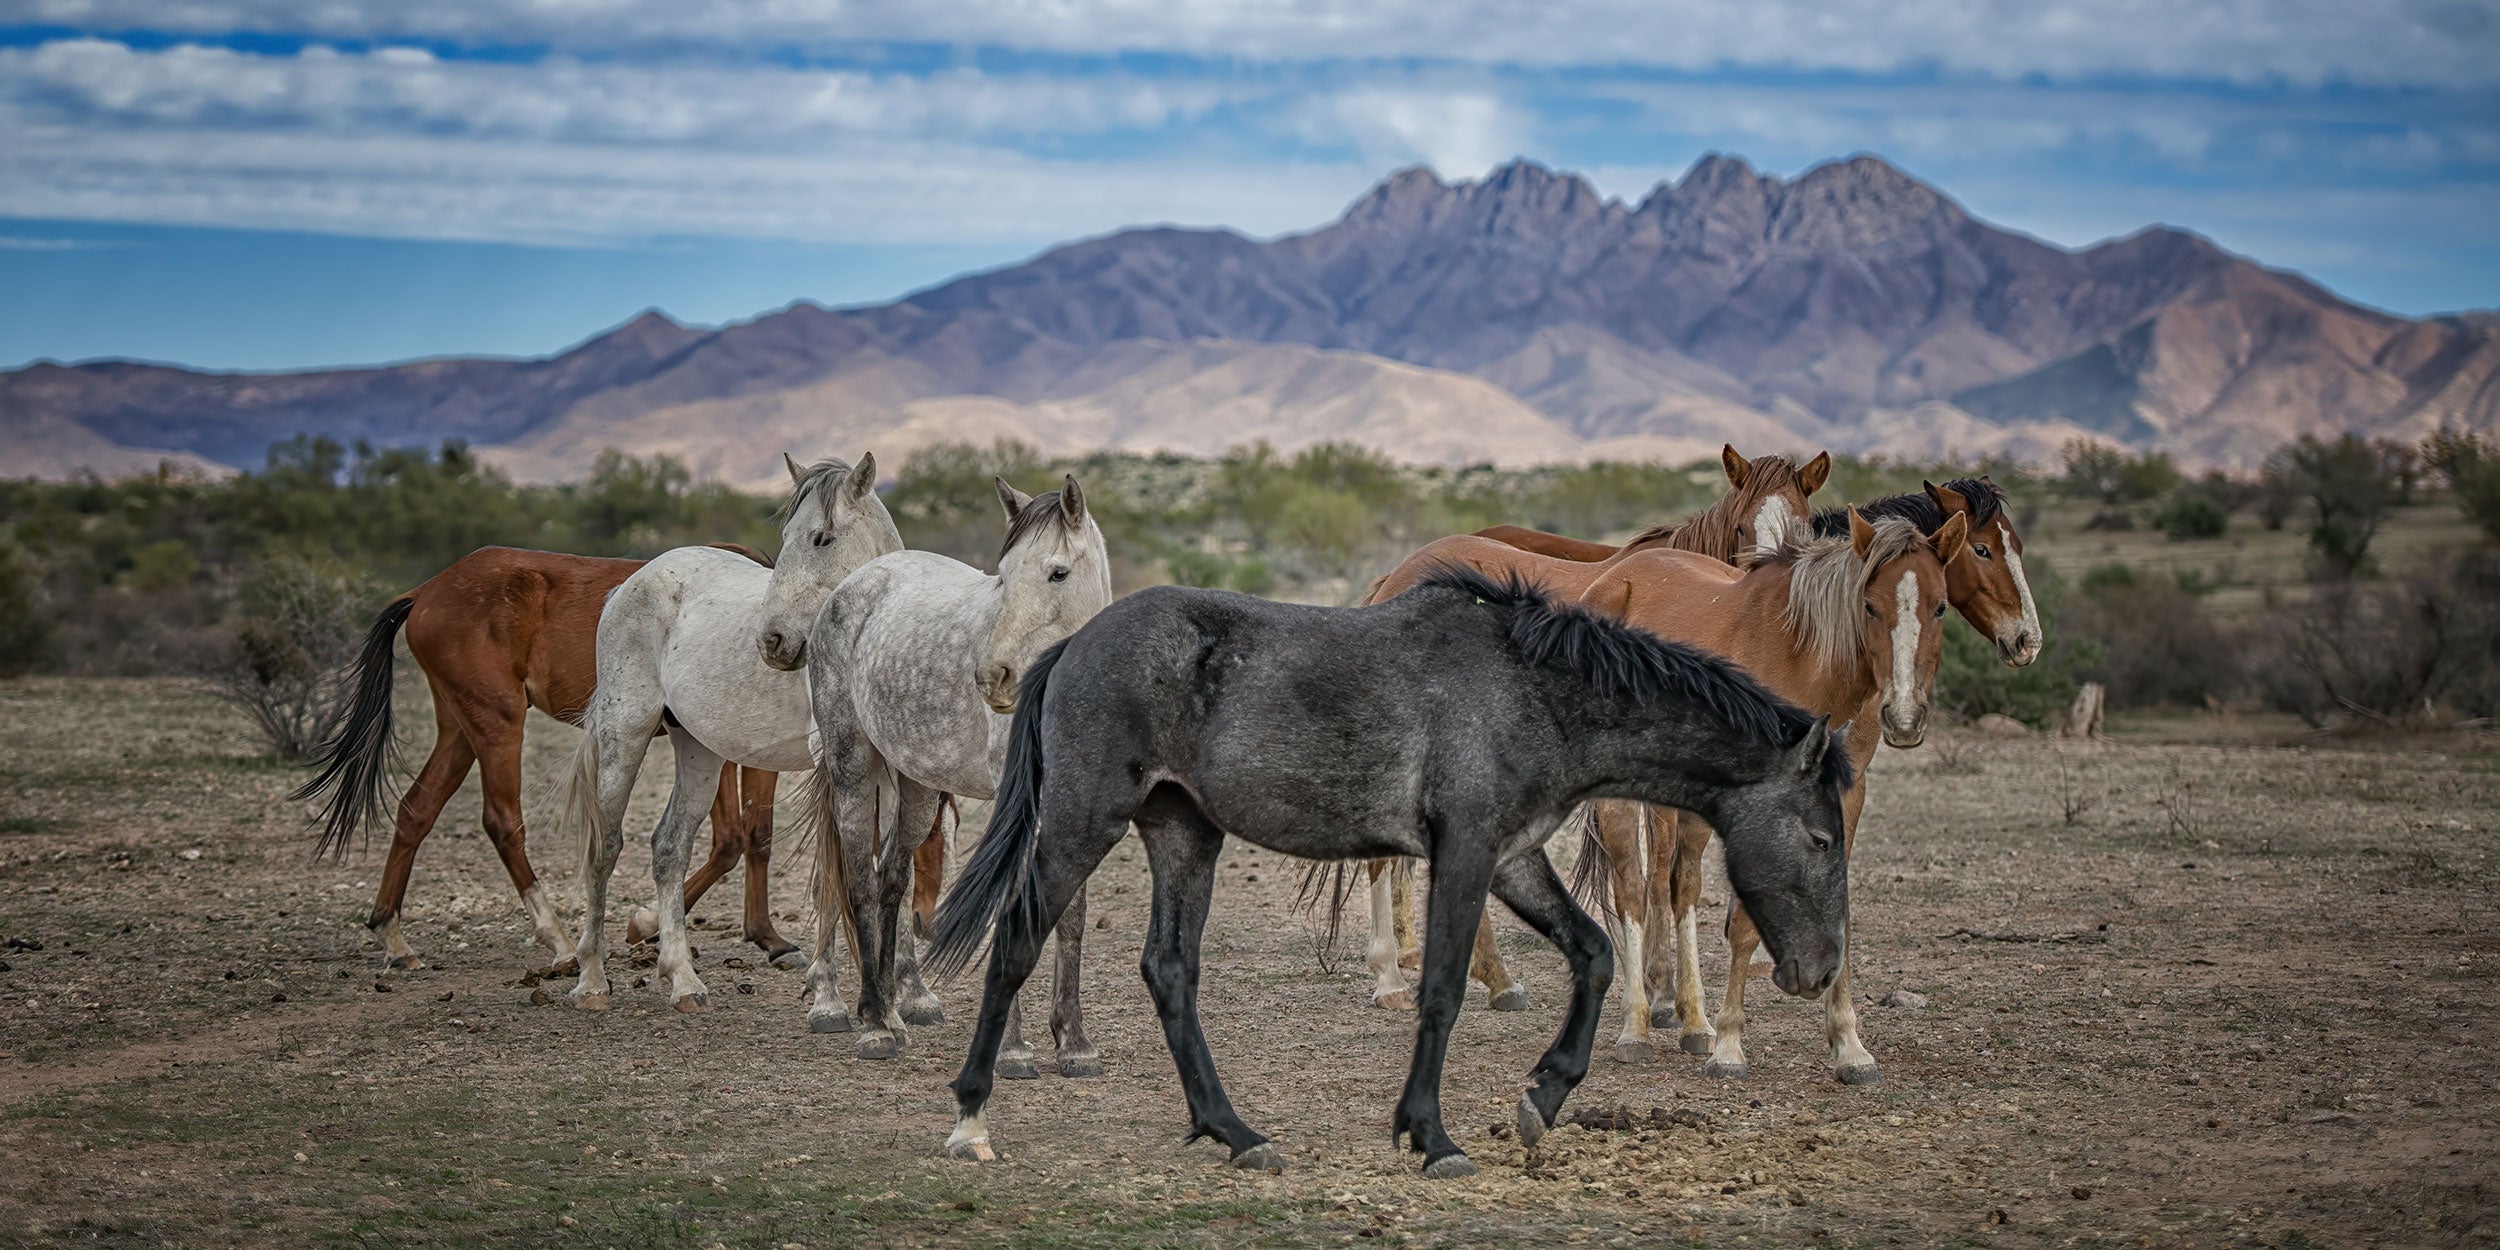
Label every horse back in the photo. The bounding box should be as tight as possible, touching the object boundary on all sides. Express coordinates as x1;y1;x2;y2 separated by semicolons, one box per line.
401;546;651;725
1370;534;1609;606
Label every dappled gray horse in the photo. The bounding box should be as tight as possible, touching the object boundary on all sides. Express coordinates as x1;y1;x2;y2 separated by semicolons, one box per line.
806;476;1113;1068
927;567;1856;1179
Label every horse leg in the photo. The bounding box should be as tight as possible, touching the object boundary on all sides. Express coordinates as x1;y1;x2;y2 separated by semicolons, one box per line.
1392;860;1420;970
883;778;947;1029
1704;899;1761;1080
1492;849;1614;1150
801;773;851;1035
1392;840;1499;1179
648;728;723;1012
468;724;570;968
945;805;1130;1163
1472;910;1528;1011
1825;782;1879;1086
911;799;952;943
736;767;799;966
1130;814;1273;1168
997;997;1039;1080
1666;809;1716;1056
1364;860;1415;1009
367;705;473;970
568;710;646;1010
1594;801;1652;1062
634;761;741;945
843;766;912;1060
1050;885;1101;1077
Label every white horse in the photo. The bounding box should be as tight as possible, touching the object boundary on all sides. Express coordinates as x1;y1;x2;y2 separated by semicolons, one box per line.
802;475;1113;1070
559;454;900;1012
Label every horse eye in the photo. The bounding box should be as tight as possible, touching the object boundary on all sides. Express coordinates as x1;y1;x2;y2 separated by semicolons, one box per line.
1049;567;1070;582
1973;544;1992;559
1809;829;1835;852
1934;603;1947;619
811;531;830;547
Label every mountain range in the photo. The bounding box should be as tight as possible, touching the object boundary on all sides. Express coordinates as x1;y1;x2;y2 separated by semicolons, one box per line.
8;154;2496;488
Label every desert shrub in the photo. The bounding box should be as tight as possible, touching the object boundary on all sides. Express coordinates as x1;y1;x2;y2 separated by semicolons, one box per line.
2059;440;2178;505
2269;434;2397;578
2153;474;2242;541
2423;429;2500;540
1932;555;2093;727
2252;549;2500;727
200;551;390;759
1517;461;1714;539
0;538;56;677
2065;565;2242;709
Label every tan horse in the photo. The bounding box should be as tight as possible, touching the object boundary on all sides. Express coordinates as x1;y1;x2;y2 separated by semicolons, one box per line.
296;544;948;970
1574;509;1966;1084
1353;445;1830;1009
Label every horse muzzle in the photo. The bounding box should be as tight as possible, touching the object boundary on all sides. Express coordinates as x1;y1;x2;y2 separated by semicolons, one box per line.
1771;954;1836;998
759;633;806;672
979;664;1018;714
1998;629;2040;668
1880;708;1927;749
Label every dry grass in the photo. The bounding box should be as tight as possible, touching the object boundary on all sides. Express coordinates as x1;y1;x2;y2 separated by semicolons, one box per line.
0;678;2495;1247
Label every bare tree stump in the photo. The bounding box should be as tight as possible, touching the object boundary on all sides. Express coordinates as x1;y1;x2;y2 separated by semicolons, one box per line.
2063;682;2107;740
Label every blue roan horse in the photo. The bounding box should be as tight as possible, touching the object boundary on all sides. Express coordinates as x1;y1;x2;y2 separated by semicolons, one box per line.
928;566;1856;1178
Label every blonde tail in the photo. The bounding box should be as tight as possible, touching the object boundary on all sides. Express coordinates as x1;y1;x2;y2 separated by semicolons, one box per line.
806;762;863;974
562;709;605;890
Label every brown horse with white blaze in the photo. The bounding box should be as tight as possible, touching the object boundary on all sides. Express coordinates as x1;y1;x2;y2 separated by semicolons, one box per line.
1352;445;1829;1009
1574;509;1968;1084
295;544;949;970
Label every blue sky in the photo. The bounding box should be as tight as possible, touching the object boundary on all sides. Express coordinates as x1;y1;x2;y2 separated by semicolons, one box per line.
1;1;2495;371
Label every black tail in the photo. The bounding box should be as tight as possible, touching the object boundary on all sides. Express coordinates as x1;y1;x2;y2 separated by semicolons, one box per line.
1291;860;1362;971
291;596;413;860
925;640;1067;982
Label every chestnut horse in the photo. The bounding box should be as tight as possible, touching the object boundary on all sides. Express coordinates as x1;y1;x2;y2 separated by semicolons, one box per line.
1349;445;1828;1009
1572;509;1967;1084
296;543;950;971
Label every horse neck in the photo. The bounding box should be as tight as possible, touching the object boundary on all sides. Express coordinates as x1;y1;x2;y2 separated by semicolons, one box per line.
1712;564;1879;721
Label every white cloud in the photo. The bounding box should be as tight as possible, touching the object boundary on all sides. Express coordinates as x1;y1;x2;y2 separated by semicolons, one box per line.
1297;89;1529;176
8;0;2497;87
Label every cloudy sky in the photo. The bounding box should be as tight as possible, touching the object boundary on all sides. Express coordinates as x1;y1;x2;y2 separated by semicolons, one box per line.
2;1;2495;370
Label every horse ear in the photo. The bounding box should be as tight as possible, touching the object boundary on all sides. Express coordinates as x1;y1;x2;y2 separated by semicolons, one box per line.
1799;451;1831;495
1794;715;1833;776
1848;506;1874;559
1933;511;1971;562
994;476;1033;523
1720;444;1751;488
1924;479;1970;515
784;452;807;487
1060;474;1087;526
842;452;877;503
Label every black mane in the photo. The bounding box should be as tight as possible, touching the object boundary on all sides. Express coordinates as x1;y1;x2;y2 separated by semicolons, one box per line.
1811;477;2005;539
1414;564;1854;790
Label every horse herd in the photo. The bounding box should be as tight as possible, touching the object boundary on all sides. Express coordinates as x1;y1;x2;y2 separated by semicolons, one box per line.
296;445;2042;1180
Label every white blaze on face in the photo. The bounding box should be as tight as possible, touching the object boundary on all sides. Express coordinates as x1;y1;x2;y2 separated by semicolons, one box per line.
1750;496;1797;560
2000;519;2041;656
1887;570;1924;731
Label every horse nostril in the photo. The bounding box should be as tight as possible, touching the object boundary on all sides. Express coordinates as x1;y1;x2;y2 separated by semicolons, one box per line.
763;633;784;655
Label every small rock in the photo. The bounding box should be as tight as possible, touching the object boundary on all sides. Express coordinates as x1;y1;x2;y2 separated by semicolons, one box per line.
1974;714;2031;738
371;979;394;993
437;991;455;1002
1095;915;1109;930
1879;989;1927;1009
292;1151;308;1163
2070;1186;2092;1200
179;849;203;861
270;991;288;1003
529;989;554;1006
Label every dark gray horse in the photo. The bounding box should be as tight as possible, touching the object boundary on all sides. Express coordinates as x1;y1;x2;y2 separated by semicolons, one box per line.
926;566;1854;1179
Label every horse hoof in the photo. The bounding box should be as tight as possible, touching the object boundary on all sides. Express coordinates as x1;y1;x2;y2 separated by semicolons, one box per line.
572;992;610;1012
998;1056;1040;1081
856;1033;900;1061
1679;1032;1716;1056
809;1010;852;1034
1489;987;1530;1012
1836;1063;1884;1086
542;956;581;978
753;936;800;963
673;992;708;1014
1702;1059;1748;1081
902;999;946;1027
387;954;423;971
1057;1054;1104;1079
1515;1094;1547;1150
1398;950;1422;971
770;950;807;972
1230;1143;1284;1173
626;910;658;944
1371;989;1417;1011
947;1137;995;1163
1613;1039;1656;1064
1422;1154;1478;1180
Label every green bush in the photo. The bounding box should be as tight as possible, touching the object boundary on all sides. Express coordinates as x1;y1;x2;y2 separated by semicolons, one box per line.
2153;491;2228;540
0;538;56;677
1933;555;2093;727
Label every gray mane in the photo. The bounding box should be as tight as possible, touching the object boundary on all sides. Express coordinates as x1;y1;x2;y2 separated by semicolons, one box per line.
1767;516;1926;674
1000;488;1073;559
778;458;857;521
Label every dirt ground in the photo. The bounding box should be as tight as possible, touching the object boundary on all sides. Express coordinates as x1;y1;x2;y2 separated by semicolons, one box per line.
0;677;2494;1248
